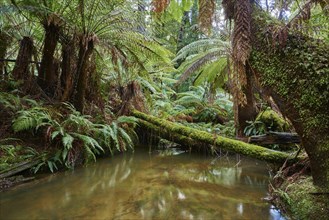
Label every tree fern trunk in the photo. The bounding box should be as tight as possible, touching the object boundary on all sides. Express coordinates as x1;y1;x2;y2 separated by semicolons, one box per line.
74;36;94;113
0;32;10;80
37;21;60;95
235;64;258;137
60;39;77;102
12;37;33;82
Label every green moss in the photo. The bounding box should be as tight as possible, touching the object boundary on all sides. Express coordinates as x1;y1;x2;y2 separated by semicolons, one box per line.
250;10;329;140
279;177;329;219
256;109;290;132
133;110;298;163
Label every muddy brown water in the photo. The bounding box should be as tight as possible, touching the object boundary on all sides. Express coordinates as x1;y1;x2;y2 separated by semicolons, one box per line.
0;148;285;219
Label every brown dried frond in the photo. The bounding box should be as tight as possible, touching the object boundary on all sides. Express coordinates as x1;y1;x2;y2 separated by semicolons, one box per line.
232;0;252;66
198;0;216;35
268;25;289;49
228;0;252;105
152;0;170;13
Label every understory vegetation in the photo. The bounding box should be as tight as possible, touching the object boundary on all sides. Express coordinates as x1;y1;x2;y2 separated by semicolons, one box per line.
1;0;329;218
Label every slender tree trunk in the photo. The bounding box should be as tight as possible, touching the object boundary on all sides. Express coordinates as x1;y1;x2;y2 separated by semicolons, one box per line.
177;11;190;53
0;32;10;80
12;37;33;82
60;39;77;102
38;21;60;95
74;36;94;113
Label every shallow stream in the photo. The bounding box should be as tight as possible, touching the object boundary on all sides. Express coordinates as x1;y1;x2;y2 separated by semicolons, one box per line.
0;148;285;219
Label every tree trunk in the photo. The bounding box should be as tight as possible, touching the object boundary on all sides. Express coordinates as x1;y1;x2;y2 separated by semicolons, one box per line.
38;21;60;95
0;32;10;79
12;37;33;82
177;11;190;52
235;64;258;137
60;39;77;102
74;36;94;113
132;110;298;164
249;8;329;189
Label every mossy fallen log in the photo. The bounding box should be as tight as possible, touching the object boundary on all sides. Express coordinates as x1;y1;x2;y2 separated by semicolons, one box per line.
138;119;210;151
133;110;298;164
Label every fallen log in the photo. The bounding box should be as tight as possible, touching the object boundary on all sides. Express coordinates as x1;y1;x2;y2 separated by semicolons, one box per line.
0;157;42;179
138;119;209;151
248;132;301;145
133;110;298;164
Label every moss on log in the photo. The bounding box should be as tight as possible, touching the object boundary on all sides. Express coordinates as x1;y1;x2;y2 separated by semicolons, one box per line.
138;119;210;151
133;110;297;164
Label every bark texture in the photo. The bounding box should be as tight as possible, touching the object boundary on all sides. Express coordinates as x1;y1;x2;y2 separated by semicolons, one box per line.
38;21;60;94
12;37;34;81
74;36;94;113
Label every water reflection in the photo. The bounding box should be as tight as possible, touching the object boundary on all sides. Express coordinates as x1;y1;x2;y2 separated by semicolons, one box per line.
0;149;284;219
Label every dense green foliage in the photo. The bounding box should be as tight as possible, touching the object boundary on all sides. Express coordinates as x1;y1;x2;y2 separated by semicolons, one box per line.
0;2;329;218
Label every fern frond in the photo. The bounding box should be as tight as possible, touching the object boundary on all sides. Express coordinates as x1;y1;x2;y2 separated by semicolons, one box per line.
116;116;139;126
12;107;53;132
71;133;104;162
194;57;227;86
176;50;222;85
118;127;133;151
175;39;228;62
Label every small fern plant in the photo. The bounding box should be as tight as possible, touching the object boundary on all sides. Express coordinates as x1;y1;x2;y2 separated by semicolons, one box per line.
12;107;55;133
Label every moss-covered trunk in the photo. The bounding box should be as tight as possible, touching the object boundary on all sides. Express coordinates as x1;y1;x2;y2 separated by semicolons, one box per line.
132;110;297;164
249;8;329;189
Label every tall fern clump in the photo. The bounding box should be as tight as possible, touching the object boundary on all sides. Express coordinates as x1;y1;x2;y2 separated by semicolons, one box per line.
12;103;138;170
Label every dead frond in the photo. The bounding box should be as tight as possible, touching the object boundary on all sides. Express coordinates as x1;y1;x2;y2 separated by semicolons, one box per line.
152;0;170;13
232;0;252;66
